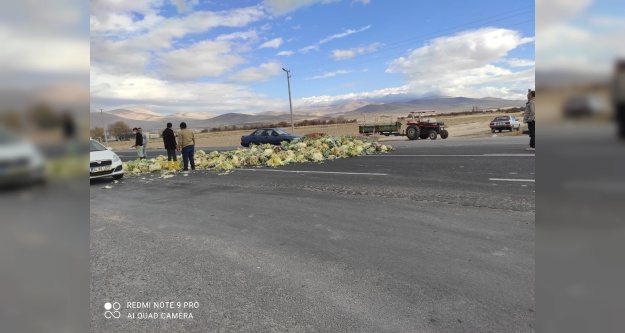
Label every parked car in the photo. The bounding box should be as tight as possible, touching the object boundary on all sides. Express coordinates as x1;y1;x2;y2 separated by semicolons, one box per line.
562;95;605;118
0;128;47;186
90;139;123;180
241;128;301;147
489;115;521;133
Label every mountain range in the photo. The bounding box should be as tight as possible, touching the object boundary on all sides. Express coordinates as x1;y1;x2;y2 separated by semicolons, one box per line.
90;96;525;131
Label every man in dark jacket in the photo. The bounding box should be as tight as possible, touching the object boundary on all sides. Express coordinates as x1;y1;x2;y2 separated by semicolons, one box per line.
131;127;145;159
162;122;179;170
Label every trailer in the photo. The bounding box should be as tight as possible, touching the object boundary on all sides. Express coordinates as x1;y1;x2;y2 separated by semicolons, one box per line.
357;111;449;140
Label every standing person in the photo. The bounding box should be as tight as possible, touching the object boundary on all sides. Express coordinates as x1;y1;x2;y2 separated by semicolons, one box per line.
612;60;625;140
131;127;144;159
62;111;77;154
177;122;195;171
139;128;148;159
162;122;179;171
523;90;535;151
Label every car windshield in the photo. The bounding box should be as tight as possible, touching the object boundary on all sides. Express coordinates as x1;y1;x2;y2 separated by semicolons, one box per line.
493;116;509;121
0;129;19;144
90;140;107;152
275;128;289;135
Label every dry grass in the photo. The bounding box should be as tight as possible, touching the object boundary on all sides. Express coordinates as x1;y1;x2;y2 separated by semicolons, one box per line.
103;112;528;149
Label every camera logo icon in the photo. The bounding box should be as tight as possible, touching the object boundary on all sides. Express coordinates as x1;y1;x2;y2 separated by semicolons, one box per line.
104;302;121;319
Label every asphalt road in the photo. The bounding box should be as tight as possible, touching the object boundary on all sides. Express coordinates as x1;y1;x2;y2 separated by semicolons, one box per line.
91;136;535;332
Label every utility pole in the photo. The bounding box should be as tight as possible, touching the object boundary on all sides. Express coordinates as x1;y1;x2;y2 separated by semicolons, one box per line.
282;68;295;134
100;108;108;144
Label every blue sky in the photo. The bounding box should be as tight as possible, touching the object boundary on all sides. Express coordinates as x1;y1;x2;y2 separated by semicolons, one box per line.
90;0;535;114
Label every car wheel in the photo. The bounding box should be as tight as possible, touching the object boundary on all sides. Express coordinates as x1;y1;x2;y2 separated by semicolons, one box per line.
282;139;290;144
406;126;420;140
249;142;255;147
113;174;123;180
440;130;449;139
429;130;437;140
491;128;495;133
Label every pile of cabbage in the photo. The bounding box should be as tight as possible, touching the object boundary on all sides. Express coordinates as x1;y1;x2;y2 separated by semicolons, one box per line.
122;136;393;176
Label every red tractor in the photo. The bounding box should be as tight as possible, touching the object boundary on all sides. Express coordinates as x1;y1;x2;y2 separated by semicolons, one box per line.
403;111;449;140
359;111;448;140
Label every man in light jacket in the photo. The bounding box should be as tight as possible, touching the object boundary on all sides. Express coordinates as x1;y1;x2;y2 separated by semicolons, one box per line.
177;122;196;171
138;128;148;159
523;90;535;151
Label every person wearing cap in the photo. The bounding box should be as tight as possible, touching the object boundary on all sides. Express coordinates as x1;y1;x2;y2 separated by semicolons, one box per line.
162;122;179;171
177;122;196;171
131;127;145;159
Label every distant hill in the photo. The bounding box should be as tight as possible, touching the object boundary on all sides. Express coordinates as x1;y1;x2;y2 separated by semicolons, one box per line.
169;112;218;120
108;108;165;121
342;97;525;116
90;96;525;131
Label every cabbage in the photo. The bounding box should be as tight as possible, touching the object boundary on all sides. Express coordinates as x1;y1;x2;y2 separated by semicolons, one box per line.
121;135;394;177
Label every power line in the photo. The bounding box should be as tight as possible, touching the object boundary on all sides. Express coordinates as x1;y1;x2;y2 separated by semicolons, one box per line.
290;6;535;72
242;8;534;90
295;19;534;77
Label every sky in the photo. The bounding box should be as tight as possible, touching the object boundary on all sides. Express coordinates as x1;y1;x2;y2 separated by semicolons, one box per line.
90;0;536;115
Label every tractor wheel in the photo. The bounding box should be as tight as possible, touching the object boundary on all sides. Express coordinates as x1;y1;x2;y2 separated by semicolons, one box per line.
429;130;437;140
440;130;449;139
406;126;420;140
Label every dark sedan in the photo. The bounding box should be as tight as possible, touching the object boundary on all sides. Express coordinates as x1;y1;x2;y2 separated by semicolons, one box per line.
241;128;301;147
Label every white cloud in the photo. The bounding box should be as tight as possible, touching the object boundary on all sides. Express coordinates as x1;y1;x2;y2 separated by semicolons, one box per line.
91;65;285;113
588;15;625;28
171;0;200;13
91;6;266;75
158;41;245;80
276;50;294;56
300;25;372;53
297;85;409;106
309;70;353;79
216;30;259;42
228;62;283;82
387;28;535;99
263;0;340;16
352;0;370;5
319;25;371;44
259;37;284;49
507;58;535;67
537;20;625;77
331;42;382;60
536;0;592;27
90;0;165;17
0;25;88;75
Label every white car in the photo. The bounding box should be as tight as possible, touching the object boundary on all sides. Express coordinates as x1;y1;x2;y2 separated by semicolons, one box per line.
90;140;123;180
0;128;47;186
489;115;521;133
